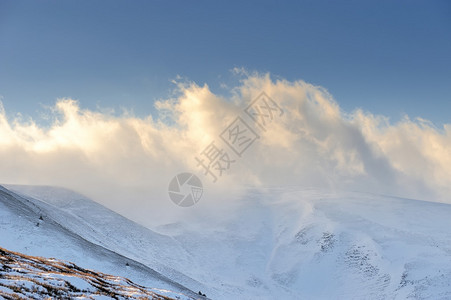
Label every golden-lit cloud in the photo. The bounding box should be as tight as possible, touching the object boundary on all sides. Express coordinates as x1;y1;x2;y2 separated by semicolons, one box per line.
1;73;450;226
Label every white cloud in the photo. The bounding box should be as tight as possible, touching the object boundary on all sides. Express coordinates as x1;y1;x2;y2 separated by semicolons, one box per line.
0;73;450;226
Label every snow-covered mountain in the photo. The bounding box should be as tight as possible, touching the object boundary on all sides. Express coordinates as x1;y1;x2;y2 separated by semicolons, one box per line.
2;184;451;299
0;185;202;299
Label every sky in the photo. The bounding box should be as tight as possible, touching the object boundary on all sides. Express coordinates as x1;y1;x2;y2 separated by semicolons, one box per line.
1;0;450;124
0;1;451;224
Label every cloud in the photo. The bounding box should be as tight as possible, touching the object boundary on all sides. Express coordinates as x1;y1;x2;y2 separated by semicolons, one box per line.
0;72;450;226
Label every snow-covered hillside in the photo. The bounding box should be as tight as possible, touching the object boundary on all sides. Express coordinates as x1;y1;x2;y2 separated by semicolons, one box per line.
0;246;195;299
0;185;201;299
2;184;451;299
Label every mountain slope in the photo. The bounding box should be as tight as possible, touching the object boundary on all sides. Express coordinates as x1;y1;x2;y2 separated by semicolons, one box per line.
2;184;451;299
0;246;196;300
0;185;201;299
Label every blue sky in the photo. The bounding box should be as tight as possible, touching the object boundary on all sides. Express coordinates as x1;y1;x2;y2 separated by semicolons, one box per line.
1;0;450;125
